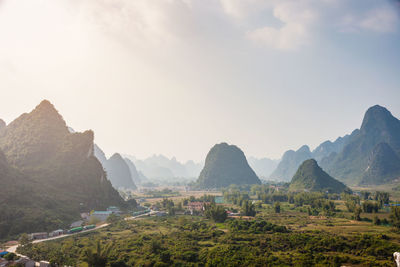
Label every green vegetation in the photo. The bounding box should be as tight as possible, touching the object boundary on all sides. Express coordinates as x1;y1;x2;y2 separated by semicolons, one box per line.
205;204;227;223
274;202;281;213
196;142;261;188
391;206;400;230
289;159;348;193
0;100;126;240
16;210;400;266
14;184;400;266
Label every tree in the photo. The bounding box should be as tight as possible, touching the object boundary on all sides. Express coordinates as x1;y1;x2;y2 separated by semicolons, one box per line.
205;204;227;223
168;206;175;216
19;233;31;246
4;252;18;261
344;194;360;212
89;216;101;225
242;200;256;217
375;191;390;208
354;205;362;221
106;213;120;224
83;240;112;267
361;191;371;200
274;202;281;214
390;206;400;230
362;201;379;213
373;216;381;225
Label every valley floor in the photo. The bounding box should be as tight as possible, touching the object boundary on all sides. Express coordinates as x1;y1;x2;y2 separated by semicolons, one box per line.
13;194;400;267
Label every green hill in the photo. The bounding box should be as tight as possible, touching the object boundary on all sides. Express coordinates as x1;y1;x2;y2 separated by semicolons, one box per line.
0;100;126;239
289;159;348;193
196;143;261;189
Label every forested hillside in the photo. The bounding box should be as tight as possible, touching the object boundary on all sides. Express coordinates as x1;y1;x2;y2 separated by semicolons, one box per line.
0;100;126;239
289;159;348;193
196;143;261;188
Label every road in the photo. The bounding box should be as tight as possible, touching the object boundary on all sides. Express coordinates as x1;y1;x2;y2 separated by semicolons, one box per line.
6;223;109;254
124;210;159;220
6;210;159;254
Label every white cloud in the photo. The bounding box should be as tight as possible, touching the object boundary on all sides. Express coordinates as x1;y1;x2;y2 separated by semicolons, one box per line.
360;6;399;33
246;1;317;50
339;5;399;33
219;0;271;18
66;0;400;52
73;0;196;46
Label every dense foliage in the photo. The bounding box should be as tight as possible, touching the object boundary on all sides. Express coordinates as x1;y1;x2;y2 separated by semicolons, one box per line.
16;215;400;266
204;204;227;223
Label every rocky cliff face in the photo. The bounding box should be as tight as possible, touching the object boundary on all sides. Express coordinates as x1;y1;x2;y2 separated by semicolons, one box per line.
124;158;143;184
359;142;400;185
320;105;400;185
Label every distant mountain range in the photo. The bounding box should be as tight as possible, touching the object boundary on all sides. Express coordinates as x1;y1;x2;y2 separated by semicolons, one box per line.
124;154;203;180
0;100;126;239
270;105;400;186
270;145;313;182
289;159;348;193
247;157;280;179
196;143;261;188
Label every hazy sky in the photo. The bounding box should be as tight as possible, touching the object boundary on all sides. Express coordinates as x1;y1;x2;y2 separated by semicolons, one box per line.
1;0;400;162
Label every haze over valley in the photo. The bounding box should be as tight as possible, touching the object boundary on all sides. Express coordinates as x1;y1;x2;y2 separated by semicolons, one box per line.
1;0;400;266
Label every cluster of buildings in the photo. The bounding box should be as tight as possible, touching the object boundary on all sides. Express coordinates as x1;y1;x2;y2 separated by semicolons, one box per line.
187;201;209;215
89;206;121;222
0;251;50;267
27;206;121;242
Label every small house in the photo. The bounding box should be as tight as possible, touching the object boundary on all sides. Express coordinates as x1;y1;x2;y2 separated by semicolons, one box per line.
49;229;63;237
91;211;112;221
187;202;210;215
107;206;120;213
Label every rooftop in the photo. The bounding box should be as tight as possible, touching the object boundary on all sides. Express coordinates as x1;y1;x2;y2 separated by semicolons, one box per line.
93;211;113;215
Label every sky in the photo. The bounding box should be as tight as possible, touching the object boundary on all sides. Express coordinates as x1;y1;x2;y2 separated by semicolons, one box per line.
0;0;400;162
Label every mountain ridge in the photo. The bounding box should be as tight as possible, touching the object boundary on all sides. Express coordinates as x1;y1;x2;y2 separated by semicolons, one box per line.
0;100;126;239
